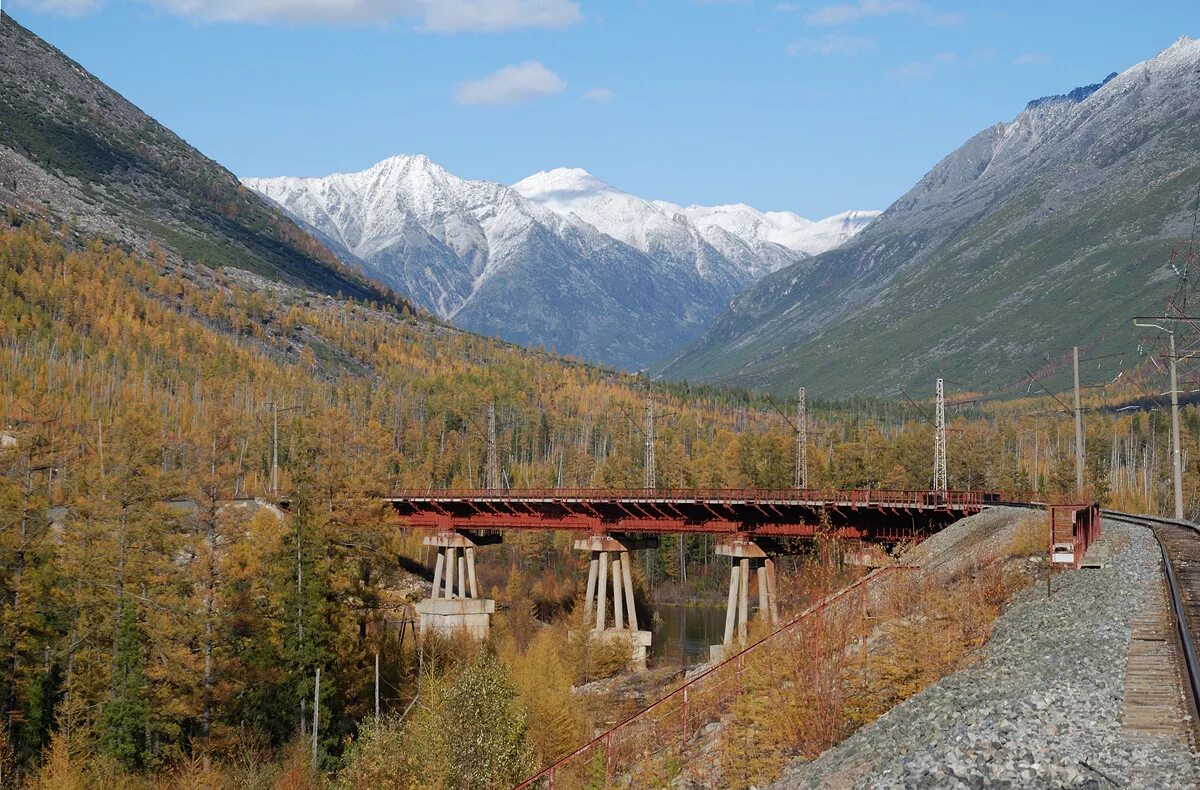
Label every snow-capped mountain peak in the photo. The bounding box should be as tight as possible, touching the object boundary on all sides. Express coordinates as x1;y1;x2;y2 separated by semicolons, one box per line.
515;168;878;274
245;155;875;370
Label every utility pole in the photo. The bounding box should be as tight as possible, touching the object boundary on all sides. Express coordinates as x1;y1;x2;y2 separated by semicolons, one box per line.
1134;318;1186;519
933;378;947;493
1073;346;1085;491
795;386;808;489
643;395;656;491
1170;332;1184;519
486;402;500;489
272;401;279;497
311;667;321;769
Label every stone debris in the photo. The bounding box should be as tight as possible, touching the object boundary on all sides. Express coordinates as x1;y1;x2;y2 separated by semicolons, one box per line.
772;519;1200;789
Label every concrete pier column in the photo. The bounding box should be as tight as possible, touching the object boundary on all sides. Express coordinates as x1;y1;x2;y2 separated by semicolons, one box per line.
738;557;750;643
466;547;479;599
766;558;780;626
584;551;599;622
612;557;625;630
417;531;501;641
573;535;657;671
757;562;769;620
620;551;638;631
713;537;783;661
596;551;609;632
432;549;445;600
723;562;740;647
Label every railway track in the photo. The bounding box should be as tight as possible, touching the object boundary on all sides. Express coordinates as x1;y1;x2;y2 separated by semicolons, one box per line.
1102;510;1200;743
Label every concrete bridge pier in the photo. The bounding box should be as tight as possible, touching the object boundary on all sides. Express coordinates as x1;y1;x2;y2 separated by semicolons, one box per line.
711;538;780;661
416;531;499;640
574;534;657;670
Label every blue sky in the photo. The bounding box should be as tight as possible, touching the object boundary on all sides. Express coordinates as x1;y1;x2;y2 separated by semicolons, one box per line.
7;0;1197;217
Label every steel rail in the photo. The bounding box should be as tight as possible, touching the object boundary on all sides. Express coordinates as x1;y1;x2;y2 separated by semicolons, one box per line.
1101;509;1200;730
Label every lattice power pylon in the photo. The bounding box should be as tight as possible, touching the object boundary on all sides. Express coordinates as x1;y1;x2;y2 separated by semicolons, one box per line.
643;395;656;491
486;402;500;489
933;378;948;493
795;386;808;489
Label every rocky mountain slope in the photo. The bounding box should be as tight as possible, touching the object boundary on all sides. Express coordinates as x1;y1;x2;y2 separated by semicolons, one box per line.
248;158;874;370
656;37;1200;397
0;14;396;306
245;156;733;369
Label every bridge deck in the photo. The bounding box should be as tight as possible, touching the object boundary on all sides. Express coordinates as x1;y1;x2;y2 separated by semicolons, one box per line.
387;488;996;541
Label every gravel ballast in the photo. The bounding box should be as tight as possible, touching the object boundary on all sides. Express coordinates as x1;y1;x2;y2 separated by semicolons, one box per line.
772;519;1199;789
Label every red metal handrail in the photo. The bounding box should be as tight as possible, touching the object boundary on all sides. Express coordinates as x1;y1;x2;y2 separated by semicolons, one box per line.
390;487;996;508
512;564;914;789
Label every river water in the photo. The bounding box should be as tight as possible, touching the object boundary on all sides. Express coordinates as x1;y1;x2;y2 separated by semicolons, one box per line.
650;603;727;668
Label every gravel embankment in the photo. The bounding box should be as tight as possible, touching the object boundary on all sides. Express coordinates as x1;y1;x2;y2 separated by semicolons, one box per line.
772;519;1199;789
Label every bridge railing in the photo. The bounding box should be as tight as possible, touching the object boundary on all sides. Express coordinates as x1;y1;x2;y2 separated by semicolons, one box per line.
513;564;915;789
389;487;997;509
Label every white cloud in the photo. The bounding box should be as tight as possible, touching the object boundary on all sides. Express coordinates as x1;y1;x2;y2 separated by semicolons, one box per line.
787;34;876;56
10;0;99;14
420;0;581;33
805;0;924;26
1012;52;1052;66
27;0;583;29
887;51;956;80
582;87;615;102
775;2;800;11
145;0;406;24
455;61;566;106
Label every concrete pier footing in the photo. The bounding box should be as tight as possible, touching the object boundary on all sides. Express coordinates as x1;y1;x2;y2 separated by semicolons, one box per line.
415;597;496;640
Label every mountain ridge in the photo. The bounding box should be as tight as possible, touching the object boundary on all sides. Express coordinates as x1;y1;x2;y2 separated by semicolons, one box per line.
246;155;738;369
0;13;401;308
247;155;876;370
655;35;1200;397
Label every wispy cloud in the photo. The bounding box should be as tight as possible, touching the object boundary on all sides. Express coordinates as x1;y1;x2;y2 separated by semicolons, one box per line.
775;1;800;11
10;0;99;14
420;0;582;32
582;87;616;102
805;0;924;26
787;34;877;56
1011;52;1052;66
24;0;584;30
455;61;566;106
803;1;965;28
887;51;956;80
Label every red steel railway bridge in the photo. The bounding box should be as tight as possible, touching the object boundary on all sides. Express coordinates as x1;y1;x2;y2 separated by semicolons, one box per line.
380;487;1101;788
387;487;997;538
386;487;1009;659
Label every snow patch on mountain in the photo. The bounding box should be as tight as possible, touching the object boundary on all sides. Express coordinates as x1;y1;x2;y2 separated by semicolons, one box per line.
514;168;877;279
